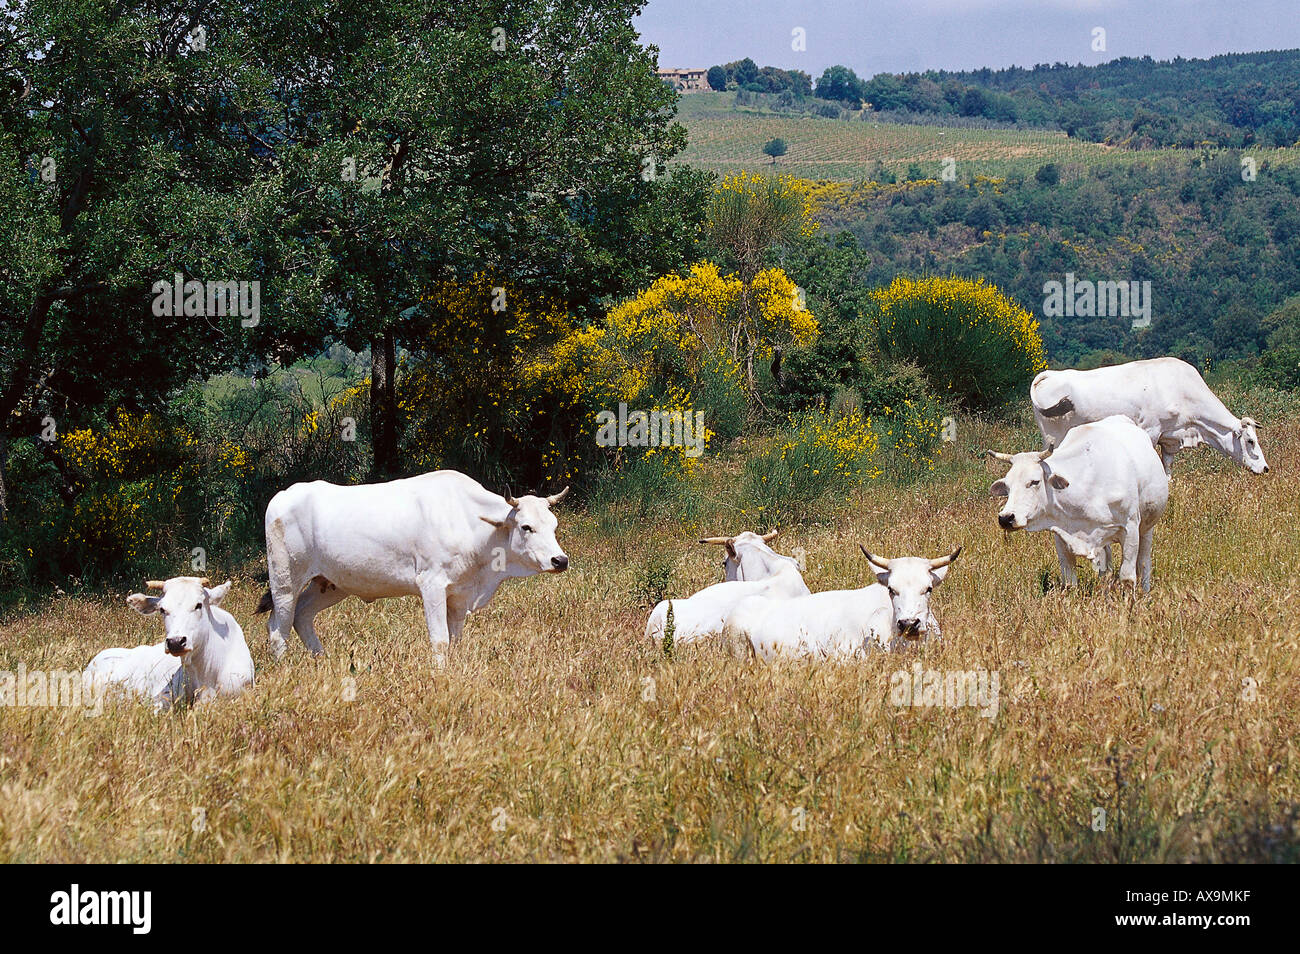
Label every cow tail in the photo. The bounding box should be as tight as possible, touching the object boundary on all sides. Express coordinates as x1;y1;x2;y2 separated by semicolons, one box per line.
255;589;274;615
1039;396;1075;418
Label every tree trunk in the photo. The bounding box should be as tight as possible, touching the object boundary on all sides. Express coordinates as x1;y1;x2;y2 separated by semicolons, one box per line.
0;431;8;522
369;330;398;479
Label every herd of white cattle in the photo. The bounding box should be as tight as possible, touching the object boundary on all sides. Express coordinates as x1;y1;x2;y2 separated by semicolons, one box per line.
81;357;1269;710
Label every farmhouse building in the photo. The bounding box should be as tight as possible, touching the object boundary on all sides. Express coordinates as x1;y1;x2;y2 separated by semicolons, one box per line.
657;67;707;92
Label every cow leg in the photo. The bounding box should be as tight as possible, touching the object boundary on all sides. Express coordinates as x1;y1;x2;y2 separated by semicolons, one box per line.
292;577;348;656
1137;524;1156;593
1117;519;1142;592
265;517;298;659
1158;441;1176;478
1052;535;1079;588
446;595;468;646
416;575;451;669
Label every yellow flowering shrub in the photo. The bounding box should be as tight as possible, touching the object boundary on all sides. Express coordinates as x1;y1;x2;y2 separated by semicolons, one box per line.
55;410;251;571
872;275;1047;409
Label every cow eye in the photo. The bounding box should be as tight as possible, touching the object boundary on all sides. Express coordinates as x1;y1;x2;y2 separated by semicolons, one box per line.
925;586;933;594
520;524;533;533
888;587;898;597
194;602;203;610
1028;479;1040;487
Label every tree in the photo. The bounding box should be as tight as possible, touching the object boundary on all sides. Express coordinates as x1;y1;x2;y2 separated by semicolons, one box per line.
252;0;688;477
815;65;864;105
0;0;316;520
731;57;759;87
705;173;818;388
762;138;788;164
707;65;727;91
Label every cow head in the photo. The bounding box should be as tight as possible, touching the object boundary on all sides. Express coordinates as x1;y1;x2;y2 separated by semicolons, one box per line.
480;487;570;574
987;449;1069;531
127;577;233;658
700;529;781;580
1235;417;1269;474
860;546;961;640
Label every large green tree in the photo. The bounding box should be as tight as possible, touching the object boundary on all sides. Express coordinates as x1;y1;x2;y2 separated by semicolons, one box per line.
253;0;688;476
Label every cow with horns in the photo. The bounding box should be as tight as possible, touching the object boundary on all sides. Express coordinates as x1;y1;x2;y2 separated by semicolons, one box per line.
257;471;571;668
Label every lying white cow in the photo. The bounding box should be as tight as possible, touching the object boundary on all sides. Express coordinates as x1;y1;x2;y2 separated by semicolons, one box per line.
257;471;569;667
644;530;810;646
83;577;253;710
723;547;961;660
990;414;1169;592
1032;357;1268;476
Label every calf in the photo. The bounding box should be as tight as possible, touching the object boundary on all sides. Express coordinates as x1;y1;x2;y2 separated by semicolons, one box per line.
645;530;810;646
989;414;1169;591
723;547;961;659
83;577;253;710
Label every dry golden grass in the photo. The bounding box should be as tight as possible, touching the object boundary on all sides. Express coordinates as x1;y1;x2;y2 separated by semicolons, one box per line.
2;410;1299;862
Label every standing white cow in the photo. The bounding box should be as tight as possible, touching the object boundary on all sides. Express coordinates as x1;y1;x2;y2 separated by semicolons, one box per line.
989;415;1169;591
1031;357;1268;476
83;577;253;710
644;530;810;646
256;471;570;667
723;547;961;660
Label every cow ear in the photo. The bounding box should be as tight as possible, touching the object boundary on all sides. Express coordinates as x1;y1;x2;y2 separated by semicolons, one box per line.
127;593;160;615
205;580;233;605
479;515;508;529
930;565;952;586
1049;474;1070;490
989;480;1009;498
873;569;890;587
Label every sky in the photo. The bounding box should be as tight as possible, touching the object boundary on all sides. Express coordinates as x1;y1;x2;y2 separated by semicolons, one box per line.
634;0;1300;76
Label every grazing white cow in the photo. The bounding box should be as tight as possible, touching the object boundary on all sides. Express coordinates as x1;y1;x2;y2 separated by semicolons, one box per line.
723;547;961;659
644;530;810;646
83;577;253;711
1031;357;1268;476
257;471;570;667
989;414;1169;592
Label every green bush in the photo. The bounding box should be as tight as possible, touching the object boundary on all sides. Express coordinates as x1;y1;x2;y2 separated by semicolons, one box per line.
872;275;1047;411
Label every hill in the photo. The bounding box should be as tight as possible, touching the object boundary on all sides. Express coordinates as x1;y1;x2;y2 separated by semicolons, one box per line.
673;91;1300;182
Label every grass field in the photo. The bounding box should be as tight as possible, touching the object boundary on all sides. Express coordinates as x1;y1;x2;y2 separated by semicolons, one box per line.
673;91;1300;181
3;388;1298;862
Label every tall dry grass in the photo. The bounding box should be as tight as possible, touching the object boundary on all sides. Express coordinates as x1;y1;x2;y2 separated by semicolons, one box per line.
1;409;1298;862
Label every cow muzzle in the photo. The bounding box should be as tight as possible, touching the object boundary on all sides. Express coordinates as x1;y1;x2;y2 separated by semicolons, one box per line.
997;513;1020;530
550;554;569;572
896;618;922;639
165;637;190;656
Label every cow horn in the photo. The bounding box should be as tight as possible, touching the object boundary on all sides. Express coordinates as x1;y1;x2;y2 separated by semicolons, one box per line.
145;580;166;589
502;487;520;508
859;545;890;569
546;485;570;505
199;577;211;586
929;546;962;569
699;536;732;545
1036;447;1053;461
985;450;1015;462
761;529;779;542
1241;416;1258;429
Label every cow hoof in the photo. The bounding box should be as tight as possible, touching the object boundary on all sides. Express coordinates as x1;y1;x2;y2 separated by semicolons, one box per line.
431;651;449;671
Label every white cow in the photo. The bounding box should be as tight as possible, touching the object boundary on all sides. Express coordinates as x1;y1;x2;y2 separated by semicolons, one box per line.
1031;357;1268;476
723;547;961;660
257;471;570;667
83;577;253;711
989;414;1169;591
644;530;810;646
